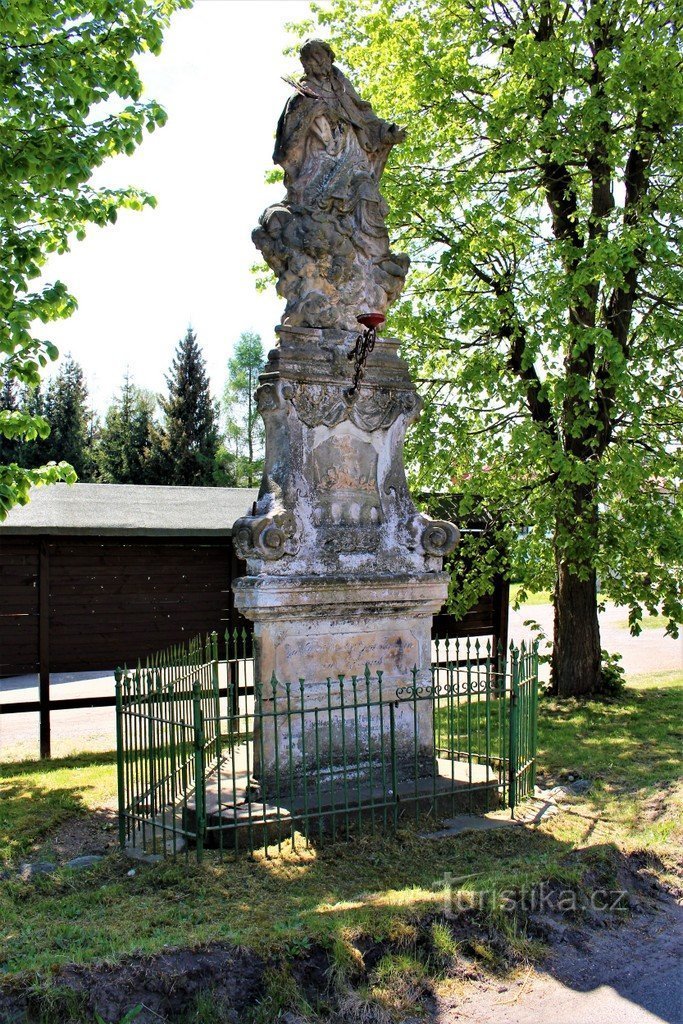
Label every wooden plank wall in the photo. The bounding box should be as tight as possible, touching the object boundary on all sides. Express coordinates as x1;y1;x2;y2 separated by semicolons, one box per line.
0;538;40;676
0;536;235;677
433;578;509;648
0;535;509;678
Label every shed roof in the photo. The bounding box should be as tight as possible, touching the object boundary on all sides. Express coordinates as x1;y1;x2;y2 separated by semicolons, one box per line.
0;484;259;537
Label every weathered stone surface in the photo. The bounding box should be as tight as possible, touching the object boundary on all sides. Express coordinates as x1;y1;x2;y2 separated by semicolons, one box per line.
231;327;458;578
18;861;56;880
253;40;409;332
234;574;446;788
65;855;103;870
233;43;458;783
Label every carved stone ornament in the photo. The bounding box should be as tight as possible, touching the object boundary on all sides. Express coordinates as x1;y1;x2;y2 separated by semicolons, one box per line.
289;381;419;431
253;39;410;332
232;510;298;561
408;515;460;558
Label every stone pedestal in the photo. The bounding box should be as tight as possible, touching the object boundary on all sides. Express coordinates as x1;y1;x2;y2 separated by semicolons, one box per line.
232;326;458;791
234;573;449;788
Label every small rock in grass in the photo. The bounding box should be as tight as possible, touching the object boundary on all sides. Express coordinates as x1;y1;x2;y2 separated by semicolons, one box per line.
65;855;103;871
127;868;136;877
18;861;56;880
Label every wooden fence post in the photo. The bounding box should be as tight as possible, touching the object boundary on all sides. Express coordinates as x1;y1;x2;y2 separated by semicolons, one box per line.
39;537;51;758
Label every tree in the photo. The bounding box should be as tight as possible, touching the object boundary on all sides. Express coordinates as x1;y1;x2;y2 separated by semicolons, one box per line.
40;356;97;479
223;331;266;487
310;0;683;695
0;375;22;466
150;328;220;486
0;0;189;518
97;371;156;483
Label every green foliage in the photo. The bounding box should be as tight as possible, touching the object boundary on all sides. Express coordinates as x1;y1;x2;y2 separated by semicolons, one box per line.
0;375;22;464
306;0;683;678
150;328;220;485
97;371;156;483
0;0;190;517
37;356;98;479
598;650;627;698
223;331;266;487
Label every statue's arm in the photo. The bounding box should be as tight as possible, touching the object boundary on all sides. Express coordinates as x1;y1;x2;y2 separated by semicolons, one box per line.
273;94;325;167
333;68;406;151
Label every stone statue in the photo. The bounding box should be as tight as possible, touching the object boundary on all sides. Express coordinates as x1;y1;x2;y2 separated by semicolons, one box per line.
253;40;410;331
233;44;459;789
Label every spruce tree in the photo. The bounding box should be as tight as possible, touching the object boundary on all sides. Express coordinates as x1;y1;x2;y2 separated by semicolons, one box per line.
5;359;96;478
40;356;97;480
98;371;156;483
151;329;220;485
9;383;48;469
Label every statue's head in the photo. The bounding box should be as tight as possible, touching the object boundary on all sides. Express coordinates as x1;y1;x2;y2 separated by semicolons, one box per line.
300;39;335;77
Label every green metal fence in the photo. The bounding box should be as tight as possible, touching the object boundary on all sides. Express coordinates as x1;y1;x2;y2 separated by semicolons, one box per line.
115;630;538;861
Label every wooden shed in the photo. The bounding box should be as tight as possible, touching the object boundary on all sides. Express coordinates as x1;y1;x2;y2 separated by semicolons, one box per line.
0;483;258;679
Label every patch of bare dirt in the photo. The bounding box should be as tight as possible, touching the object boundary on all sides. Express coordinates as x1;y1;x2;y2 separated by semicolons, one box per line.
1;846;679;1024
37;809;119;863
0;944;265;1024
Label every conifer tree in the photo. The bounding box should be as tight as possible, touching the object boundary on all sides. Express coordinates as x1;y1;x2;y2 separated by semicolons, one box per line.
41;356;97;480
0;375;21;465
98;371;156;483
151;329;220;485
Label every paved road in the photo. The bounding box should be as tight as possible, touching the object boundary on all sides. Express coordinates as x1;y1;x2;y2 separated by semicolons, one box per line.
510;600;682;680
439;902;683;1024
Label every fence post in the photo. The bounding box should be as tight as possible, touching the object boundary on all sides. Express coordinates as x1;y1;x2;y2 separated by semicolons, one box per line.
508;646;519;817
530;641;539;792
115;670;126;850
211;632;222;764
193;681;206;863
389;700;398;830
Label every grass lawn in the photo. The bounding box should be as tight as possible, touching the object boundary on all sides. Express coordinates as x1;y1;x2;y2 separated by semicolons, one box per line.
615;612;674;631
1;671;681;988
509;583;553;606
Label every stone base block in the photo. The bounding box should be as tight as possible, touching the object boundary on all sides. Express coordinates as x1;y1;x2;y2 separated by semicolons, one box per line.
233;573;449;788
188;757;501;851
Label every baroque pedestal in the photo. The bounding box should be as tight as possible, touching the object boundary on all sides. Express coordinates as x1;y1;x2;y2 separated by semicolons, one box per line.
231;325;458;789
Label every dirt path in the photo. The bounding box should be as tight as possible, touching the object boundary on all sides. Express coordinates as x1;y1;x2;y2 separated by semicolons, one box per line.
438;902;683;1024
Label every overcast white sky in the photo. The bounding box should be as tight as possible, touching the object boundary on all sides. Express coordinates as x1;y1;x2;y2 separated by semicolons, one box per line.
41;0;315;414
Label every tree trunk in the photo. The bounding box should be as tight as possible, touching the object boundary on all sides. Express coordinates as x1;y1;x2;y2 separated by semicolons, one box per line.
552;559;602;697
551;479;603;696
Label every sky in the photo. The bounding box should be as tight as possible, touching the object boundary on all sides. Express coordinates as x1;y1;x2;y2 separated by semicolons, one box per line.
40;0;316;414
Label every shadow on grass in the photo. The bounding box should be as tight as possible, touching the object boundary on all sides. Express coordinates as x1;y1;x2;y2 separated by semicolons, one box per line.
0;750;118;777
0;830;679;1024
0;751;118;866
537;686;682;788
1;683;681;1021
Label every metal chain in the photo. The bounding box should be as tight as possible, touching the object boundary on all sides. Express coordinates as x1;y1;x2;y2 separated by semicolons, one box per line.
347;324;378;398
